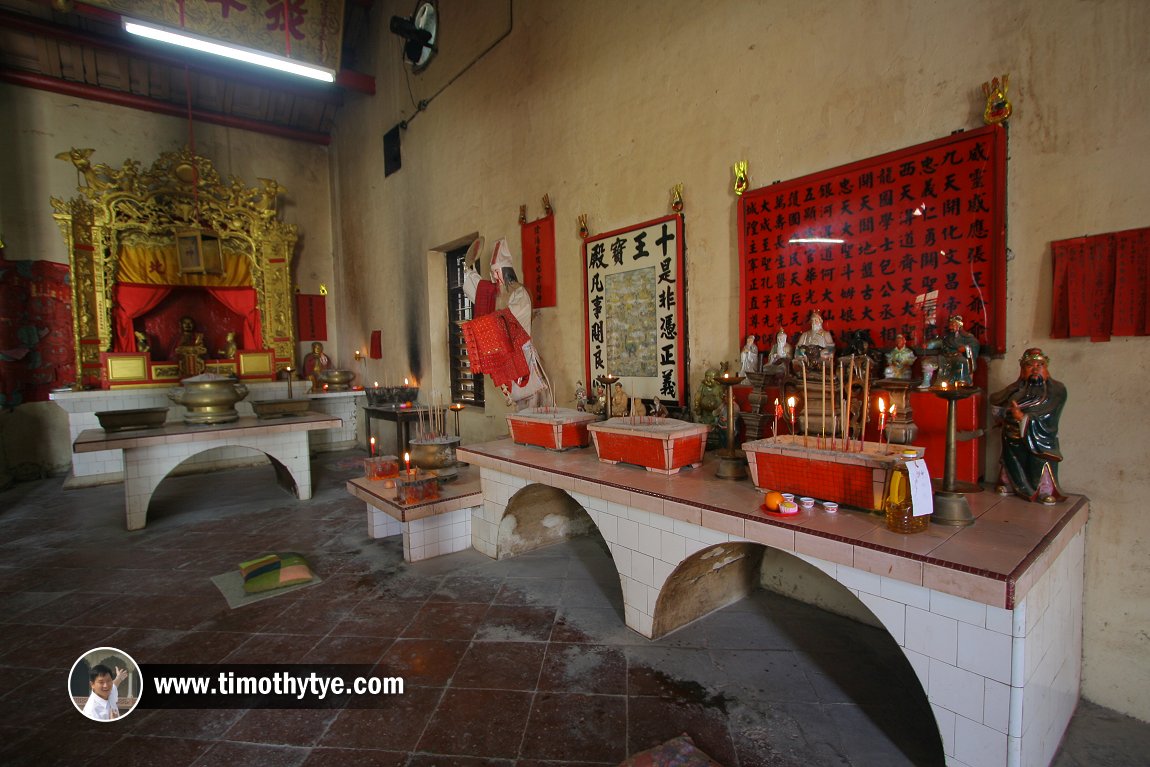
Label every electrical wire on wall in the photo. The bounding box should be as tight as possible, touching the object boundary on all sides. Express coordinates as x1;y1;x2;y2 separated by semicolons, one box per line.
398;0;513;130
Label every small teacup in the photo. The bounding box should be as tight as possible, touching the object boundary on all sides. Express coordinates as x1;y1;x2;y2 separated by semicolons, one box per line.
799;496;815;509
823;502;839;514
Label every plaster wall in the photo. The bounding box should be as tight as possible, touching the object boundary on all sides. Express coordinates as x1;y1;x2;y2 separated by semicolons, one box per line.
333;0;1150;720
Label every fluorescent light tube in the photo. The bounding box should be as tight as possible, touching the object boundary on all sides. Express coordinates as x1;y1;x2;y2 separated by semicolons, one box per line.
788;238;845;244
123;19;335;83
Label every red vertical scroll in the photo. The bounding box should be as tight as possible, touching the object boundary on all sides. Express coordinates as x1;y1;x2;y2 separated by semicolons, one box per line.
1113;228;1150;336
1051;227;1149;340
295;294;327;341
521;213;557;308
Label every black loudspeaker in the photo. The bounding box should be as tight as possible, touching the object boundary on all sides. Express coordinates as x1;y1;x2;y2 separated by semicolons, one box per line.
384;124;402;177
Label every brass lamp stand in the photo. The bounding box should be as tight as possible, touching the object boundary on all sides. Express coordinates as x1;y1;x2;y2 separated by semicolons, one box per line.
930;384;980;526
716;373;747;480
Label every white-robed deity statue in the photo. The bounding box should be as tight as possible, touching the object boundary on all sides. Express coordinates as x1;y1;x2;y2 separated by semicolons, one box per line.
462;237;551;410
738;335;759;376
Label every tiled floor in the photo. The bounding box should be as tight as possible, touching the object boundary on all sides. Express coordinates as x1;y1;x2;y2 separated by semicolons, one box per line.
0;451;1146;766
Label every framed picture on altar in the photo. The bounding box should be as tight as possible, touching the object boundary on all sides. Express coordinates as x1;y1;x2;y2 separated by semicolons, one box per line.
176;231;204;274
201;236;224;275
583;213;687;406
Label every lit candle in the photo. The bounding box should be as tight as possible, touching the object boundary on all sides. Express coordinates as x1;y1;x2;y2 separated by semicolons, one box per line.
404;451;410;472
877;397;887;448
404;377;410;386
370;436;376;456
773;397;781;438
940;380;948;390
374;381;379;388
786;395;797;436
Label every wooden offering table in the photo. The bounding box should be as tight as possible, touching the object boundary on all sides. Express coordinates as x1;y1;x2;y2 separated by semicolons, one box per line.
73;412;341;530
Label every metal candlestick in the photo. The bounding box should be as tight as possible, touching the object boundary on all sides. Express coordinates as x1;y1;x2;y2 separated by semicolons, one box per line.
450;403;465;437
930;384;981;526
449;403;468;467
716;373;747;480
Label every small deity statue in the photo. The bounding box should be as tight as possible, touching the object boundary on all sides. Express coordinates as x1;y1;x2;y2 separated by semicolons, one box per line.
738;334;760;376
610;381;630;419
793;310;835;371
574;380;587;412
990;348;1067;504
172;316;207;378
302;341;332;387
765;328;792;370
927;315;980;386
884;333;916;380
587;381;606;415
694;368;724;426
134;330;150;355
650;396;669;419
219;331;237;359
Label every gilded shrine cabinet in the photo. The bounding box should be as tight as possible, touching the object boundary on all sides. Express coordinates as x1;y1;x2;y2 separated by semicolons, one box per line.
51;148;298;389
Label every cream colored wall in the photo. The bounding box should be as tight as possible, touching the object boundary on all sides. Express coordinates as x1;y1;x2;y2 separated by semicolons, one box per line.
0;84;335;473
332;0;1150;720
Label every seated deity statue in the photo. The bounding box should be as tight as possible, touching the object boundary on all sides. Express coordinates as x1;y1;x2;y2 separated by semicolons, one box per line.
302;341;332;386
765;328;793;370
883;333;916;380
172;316;207;379
793;311;835;371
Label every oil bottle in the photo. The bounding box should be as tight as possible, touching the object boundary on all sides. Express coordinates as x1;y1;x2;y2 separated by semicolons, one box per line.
884;449;929;534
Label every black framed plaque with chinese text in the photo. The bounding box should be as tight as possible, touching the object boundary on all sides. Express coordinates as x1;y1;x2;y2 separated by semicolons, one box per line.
583;214;687;405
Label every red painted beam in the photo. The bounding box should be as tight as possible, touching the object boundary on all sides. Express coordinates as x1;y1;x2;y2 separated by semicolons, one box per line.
0;70;332;146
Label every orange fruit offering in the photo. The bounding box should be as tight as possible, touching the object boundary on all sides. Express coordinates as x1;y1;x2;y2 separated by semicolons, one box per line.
762;490;784;512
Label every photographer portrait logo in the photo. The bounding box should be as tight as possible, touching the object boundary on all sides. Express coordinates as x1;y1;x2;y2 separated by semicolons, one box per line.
69;647;142;722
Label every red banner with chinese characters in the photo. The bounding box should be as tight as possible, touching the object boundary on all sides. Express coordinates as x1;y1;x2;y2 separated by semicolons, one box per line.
0;254;74;405
521;213;557;309
1051;226;1150;340
738;125;1007;354
295;294;327;341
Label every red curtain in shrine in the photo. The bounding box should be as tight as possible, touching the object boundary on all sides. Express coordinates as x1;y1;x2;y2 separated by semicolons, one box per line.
207;287;262;350
113;284;172;352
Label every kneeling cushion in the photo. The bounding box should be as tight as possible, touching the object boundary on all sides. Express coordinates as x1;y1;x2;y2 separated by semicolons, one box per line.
239;552;314;594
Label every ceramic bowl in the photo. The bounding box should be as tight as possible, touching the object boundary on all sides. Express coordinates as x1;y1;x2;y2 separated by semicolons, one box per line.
95;407;169;432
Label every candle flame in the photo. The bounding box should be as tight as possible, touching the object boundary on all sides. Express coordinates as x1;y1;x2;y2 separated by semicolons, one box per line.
940;380;948;389
404;377;409;385
786;396;796;407
890;405;897;417
878;398;886;413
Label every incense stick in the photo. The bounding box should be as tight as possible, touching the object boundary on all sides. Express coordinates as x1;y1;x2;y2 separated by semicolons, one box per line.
801;364;809;449
846;356;855;453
